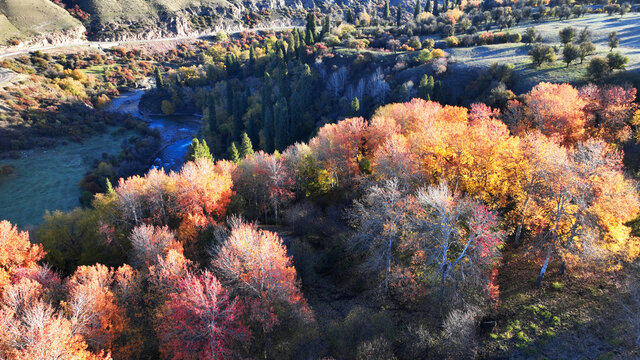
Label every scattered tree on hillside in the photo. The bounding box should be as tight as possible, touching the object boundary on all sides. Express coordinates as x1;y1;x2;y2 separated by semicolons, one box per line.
562;43;580;67
608;31;619;51
559;26;576;45
529;44;556;67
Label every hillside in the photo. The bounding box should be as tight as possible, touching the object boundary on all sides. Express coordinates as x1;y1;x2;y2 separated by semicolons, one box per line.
0;0;84;44
72;0;312;40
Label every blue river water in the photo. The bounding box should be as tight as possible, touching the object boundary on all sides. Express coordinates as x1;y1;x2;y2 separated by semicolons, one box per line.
107;89;201;171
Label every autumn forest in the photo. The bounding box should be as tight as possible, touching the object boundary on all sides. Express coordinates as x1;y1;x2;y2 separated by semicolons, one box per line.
2;0;640;359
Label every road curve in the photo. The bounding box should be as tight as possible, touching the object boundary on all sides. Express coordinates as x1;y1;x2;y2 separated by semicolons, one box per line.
0;68;17;85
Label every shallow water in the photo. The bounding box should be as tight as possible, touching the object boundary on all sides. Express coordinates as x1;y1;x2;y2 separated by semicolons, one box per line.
107;89;201;172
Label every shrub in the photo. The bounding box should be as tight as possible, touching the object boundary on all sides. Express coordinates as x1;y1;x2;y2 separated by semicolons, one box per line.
441;307;479;358
422;38;435;49
587;56;611;81
445;36;459;48
0;164;14;177
431;48;446;58
325;35;341;46
415;49;433;63
356;336;397;360
477;31;495;45
607;51;629;71
161;100;176;115
529;44;556;67
407;36;422;50
510;33;522;42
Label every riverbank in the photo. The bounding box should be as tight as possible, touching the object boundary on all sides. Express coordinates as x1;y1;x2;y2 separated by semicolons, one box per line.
0;128;133;227
108;89;202;171
0;89;201;227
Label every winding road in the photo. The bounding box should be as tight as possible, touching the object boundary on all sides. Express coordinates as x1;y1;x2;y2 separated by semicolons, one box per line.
0;25;298;61
0;68;17;86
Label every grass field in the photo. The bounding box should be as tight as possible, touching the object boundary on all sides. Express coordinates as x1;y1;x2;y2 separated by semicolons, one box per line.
83;64;120;78
447;13;640;93
0;129;131;227
76;0;225;22
0;14;20;43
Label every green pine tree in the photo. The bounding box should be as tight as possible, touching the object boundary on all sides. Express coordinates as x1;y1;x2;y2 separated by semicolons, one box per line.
384;1;391;20
396;6;402;26
351;97;360;116
322;15;331;38
305;29;315;45
347;9;355;24
425;0;432;13
249;45;256;68
240;132;254;158
186;138;214;162
105;178;115;195
154;67;164;88
274;98;290;151
306;12;317;39
207;92;217;133
418;74;435;100
229;142;240;163
414;0;421;18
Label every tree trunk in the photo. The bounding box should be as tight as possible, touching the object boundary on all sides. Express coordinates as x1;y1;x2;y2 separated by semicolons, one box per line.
514;223;523;248
537;250;552;286
385;252;390;295
559;260;566;275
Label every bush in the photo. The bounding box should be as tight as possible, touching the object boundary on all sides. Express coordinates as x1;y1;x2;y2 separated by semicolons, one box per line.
510;33;522;42
441;307;479;358
476;31;495;45
0;164;14;177
431;48;446;58
422;38;435;49
461;35;475;47
607;51;629;71
356;336;397;360
445;36;459;48
161;99;176;115
325;307;396;359
587;56;611;81
529;44;556;67
415;49;433;63
407;36;422;50
325;35;341;46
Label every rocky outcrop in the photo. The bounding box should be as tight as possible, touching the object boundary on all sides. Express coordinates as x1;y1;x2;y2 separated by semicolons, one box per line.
0;25;86;54
93;12;303;42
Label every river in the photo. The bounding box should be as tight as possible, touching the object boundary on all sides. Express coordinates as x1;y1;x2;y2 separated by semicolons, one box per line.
0;89;201;227
107;89;201;172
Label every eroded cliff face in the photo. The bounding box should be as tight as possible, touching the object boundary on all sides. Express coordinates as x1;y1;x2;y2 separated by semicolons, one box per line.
89;6;304;42
94;16;301;42
0;25;86;53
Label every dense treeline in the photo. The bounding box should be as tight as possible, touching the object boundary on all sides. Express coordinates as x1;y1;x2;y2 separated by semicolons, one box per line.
2;80;639;358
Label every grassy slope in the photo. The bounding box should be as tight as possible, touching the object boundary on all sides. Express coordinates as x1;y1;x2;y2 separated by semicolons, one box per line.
0;0;82;42
447;13;640;94
480;248;637;360
75;0;228;22
0;129;131;227
0;14;20;42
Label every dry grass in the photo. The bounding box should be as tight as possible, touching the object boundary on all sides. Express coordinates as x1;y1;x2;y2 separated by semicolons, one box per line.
0;0;82;42
479;246;638;359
